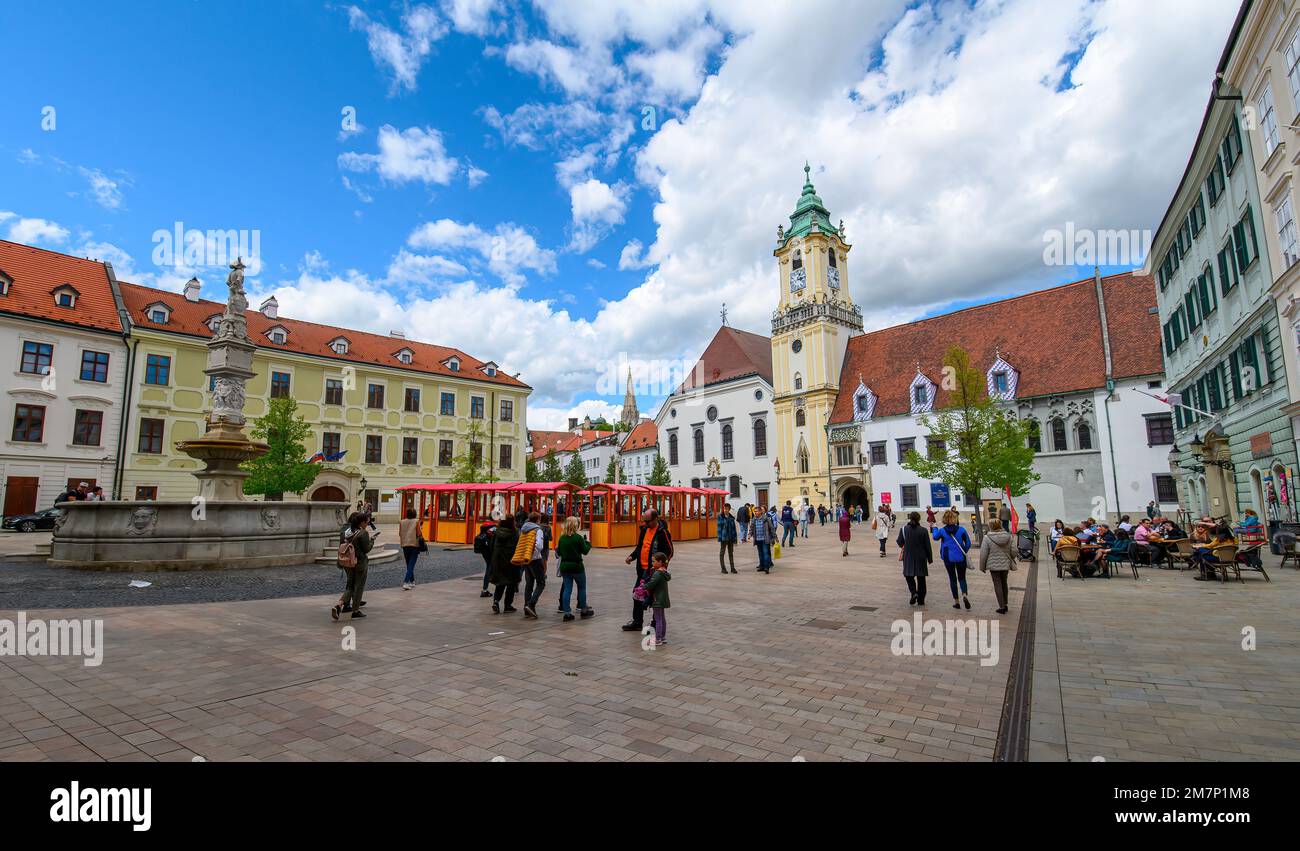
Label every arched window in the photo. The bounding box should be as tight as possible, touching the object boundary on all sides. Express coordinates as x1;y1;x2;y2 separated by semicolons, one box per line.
1051;418;1068;452
1077;421;1093;450
798;446;810;474
1026;418;1041;452
668;433;679;465
721;423;734;460
691;478;701;488
728;475;741;498
753;419;767;456
792;249;802;270
828;249;837;269
693;428;704;464
795;409;806;427
794;373;803;391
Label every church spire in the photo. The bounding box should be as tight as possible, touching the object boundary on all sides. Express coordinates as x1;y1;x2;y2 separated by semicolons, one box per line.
619;367;640;428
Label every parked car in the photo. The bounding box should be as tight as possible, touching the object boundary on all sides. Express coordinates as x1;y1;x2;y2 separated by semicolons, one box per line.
1;507;63;533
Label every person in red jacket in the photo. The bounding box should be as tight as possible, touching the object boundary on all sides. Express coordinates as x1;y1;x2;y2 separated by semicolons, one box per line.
838;506;852;557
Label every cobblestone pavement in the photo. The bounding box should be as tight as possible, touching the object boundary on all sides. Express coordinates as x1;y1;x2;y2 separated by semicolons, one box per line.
0;524;1017;762
0;544;483;609
1029;552;1300;761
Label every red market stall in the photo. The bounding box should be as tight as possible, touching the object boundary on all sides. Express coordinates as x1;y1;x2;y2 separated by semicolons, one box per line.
397;483;517;545
585;483;650;548
500;481;582;543
694;487;728;538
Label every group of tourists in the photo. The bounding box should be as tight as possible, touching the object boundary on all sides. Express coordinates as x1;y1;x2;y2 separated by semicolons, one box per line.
892;510;1019;614
55;481;106;503
1049;509;1265;580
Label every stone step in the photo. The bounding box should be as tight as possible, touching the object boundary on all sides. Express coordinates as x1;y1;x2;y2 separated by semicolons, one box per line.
315;545;400;566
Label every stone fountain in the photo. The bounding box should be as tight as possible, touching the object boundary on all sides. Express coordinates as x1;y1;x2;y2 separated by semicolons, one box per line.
48;260;347;570
174;258;269;500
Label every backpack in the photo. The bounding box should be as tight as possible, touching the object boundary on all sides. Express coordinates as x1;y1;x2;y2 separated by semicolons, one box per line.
337;539;358;569
473;527;494;554
512;529;539;565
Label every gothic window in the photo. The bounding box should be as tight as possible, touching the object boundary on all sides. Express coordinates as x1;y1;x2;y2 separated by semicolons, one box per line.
795;409;806;427
1051;418;1068;452
1077;421;1093;451
693;428;704;464
798;446;810;475
1026;418;1041;452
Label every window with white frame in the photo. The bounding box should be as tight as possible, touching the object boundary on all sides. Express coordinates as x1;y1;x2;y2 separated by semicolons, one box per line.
1277;195;1299;270
1258;83;1280;157
1286;28;1300;112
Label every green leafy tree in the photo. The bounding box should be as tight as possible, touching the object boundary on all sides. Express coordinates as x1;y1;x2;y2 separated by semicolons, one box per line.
604;454;622;484
449;421;498;483
540;452;564;483
525;455;540;483
901;346;1038;539
647;453;672;486
242;397;320;500
563;453;589;488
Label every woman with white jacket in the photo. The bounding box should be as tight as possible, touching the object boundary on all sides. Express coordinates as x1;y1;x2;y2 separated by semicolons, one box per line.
873;506;892;557
979;518;1017;615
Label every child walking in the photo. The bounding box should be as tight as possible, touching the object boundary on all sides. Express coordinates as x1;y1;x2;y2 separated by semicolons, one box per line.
644;552;672;646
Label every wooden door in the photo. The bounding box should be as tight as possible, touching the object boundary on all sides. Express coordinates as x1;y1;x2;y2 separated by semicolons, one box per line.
4;477;39;516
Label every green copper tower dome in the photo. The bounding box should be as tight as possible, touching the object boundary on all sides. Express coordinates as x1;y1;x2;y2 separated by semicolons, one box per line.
782;162;839;243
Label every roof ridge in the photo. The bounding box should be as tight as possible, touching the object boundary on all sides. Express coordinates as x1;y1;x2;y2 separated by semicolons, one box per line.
0;238;107;266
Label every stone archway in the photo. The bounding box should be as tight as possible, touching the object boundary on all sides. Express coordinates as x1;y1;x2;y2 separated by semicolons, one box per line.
310;485;346;502
841;485;868;513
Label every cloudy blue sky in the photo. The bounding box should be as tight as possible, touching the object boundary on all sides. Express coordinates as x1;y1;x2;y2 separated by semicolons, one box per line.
0;0;1239;427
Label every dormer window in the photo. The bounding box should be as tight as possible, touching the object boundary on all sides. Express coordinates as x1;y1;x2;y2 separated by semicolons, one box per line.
205;314;222;333
986;354;1019;401
909;372;936;415
445;357;461;372
52;284;80;309
266;326;288;345
395;347;414;365
0;269;11;296
144;302;171;324
330;337;350;355
852;381;876;422
481;360;499;377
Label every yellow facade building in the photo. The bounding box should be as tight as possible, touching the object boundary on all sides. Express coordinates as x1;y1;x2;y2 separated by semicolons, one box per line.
116;279;529;518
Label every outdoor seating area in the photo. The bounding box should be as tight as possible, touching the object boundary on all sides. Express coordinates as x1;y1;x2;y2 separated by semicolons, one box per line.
1049;511;1274;584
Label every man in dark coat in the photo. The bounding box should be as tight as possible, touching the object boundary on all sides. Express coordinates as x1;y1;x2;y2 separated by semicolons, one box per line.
622;509;673;631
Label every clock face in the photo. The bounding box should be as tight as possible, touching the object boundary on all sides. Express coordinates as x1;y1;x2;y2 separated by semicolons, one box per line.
792;339;803;354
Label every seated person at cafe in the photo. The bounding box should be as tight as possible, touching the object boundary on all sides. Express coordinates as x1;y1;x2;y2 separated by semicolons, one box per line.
1160;520;1187;540
1076;521;1097;544
1099;528;1132;574
1116;515;1133;533
1191;521;1212;545
1057;527;1097;571
1191;523;1237;581
1097;523;1116;546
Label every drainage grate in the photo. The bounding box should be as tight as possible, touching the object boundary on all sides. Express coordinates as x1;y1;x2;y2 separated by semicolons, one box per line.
802;618;845;630
849;605;878;612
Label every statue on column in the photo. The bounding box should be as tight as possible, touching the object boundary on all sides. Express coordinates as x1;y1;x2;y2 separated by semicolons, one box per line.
217;258;250;342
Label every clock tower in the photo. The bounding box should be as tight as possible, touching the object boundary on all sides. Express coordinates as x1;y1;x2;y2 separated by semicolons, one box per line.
771;164;863;507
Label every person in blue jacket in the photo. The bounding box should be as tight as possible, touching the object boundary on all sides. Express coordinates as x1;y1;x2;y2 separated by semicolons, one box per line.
932;509;973;610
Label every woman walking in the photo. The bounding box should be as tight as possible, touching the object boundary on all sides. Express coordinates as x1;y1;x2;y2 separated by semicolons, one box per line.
488;515;521;614
838;504;852;556
931;510;973;610
979;518;1017;614
896;511;932;606
873;504;891;558
398;508;425;590
556;516;594;620
332;512;374;620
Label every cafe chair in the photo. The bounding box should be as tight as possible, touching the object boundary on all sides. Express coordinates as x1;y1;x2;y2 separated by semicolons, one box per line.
1167;538;1195;571
1105;547;1139;580
1208;544;1241;583
1275;532;1300;571
1055;545;1083;579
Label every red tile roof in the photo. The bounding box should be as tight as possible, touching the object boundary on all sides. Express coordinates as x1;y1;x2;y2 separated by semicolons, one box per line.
830;272;1162;423
528;428;615;458
680;326;773;391
118;281;529;389
620;419;657;451
0;240;124;334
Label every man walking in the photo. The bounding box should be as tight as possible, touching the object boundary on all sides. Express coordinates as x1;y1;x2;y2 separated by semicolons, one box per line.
750;505;777;573
520;512;548;618
717;502;738;574
737;502;751;544
780;500;797;548
622;509;673;632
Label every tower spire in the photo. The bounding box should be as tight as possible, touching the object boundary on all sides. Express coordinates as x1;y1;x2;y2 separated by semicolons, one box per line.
620;367;640;428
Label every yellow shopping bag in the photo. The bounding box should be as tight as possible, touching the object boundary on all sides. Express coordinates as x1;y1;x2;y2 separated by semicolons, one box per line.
772;542;782;559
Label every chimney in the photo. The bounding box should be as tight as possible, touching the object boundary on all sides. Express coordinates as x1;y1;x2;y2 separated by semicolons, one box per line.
260;295;278;318
568;417;578;431
183;277;201;302
389;330;406;339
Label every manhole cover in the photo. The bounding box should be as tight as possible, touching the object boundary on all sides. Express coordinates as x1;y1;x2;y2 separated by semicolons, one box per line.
802;619;845;630
849;606;878;612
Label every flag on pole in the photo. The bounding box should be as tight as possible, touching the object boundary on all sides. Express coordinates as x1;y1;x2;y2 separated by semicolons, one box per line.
1003;485;1019;534
306;451;325;464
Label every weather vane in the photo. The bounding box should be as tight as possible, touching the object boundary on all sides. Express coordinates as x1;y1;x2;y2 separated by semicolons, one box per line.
720;302;728;326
